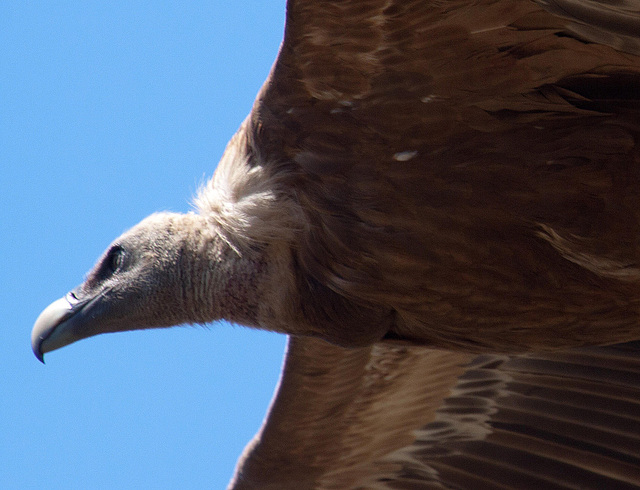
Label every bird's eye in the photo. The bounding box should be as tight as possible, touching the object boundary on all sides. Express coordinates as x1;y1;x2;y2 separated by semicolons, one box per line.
105;245;125;274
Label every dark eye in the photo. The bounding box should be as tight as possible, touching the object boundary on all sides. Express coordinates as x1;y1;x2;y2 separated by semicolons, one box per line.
105;245;125;275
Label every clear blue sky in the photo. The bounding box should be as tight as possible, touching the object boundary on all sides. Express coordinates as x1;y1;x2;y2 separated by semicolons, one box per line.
1;3;288;488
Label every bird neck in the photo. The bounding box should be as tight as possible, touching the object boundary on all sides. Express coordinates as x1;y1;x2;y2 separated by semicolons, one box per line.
174;213;271;328
171;213;390;344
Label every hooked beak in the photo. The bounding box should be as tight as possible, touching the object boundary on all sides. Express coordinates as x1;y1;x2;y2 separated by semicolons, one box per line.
31;291;90;363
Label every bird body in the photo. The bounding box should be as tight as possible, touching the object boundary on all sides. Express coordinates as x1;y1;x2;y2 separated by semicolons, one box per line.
32;0;640;487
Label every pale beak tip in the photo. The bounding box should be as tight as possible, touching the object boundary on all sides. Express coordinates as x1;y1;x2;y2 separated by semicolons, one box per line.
31;297;74;363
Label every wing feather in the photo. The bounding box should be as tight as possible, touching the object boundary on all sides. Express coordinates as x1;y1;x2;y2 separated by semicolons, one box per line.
229;340;640;489
228;338;473;489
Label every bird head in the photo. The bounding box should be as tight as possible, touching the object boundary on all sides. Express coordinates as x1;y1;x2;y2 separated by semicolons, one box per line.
31;212;211;362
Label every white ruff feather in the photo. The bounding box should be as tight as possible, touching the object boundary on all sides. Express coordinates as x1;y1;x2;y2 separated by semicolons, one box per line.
195;124;303;253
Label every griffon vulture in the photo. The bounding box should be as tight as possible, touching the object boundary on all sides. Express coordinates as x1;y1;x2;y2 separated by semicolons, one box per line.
32;0;640;488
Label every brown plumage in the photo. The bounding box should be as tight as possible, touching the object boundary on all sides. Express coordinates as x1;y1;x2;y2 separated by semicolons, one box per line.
32;0;640;488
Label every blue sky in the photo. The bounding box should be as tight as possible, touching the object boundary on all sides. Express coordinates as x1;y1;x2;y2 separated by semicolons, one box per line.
1;3;289;488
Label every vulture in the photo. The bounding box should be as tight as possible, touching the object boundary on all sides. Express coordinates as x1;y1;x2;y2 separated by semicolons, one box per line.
32;0;640;488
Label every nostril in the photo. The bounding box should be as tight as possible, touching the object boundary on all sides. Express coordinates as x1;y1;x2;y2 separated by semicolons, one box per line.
67;290;79;303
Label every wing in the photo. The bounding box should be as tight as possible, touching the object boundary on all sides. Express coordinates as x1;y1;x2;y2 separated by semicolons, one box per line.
229;338;640;489
228;0;640;351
